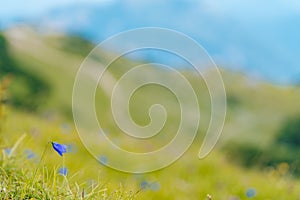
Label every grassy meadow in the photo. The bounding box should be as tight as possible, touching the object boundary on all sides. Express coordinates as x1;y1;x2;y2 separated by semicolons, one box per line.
1;27;300;199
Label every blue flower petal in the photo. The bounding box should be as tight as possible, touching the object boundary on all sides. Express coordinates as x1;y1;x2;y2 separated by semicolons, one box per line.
4;148;11;155
140;180;149;189
51;142;67;156
58;167;68;176
24;149;36;159
246;188;256;198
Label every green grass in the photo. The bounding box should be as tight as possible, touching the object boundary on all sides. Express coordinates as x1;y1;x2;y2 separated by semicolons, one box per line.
1;26;300;199
1;151;136;199
0;110;137;200
1;107;300;199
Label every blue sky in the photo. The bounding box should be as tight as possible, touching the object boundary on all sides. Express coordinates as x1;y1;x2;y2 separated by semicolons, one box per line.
0;0;111;16
1;0;300;84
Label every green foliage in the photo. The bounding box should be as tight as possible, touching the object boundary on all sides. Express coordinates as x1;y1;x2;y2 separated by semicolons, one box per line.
268;115;300;174
3;27;300;199
2;108;300;199
224;142;263;167
0;84;3;120
0;134;136;200
276;115;300;148
0;158;136;200
226;94;242;110
0;33;50;111
225;114;300;175
51;35;95;57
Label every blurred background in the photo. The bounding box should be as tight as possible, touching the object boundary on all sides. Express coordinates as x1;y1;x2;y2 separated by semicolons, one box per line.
2;0;300;84
1;0;300;199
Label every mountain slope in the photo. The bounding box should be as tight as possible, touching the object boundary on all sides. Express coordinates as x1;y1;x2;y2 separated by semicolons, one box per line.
1;26;300;199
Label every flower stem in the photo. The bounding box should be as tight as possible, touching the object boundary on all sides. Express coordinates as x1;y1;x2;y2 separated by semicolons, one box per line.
31;141;51;186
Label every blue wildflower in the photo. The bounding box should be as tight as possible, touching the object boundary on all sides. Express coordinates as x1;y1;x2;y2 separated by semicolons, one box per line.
24;149;36;159
149;182;160;191
51;142;67;156
58;167;68;176
140;181;160;191
140;180;149;189
4;148;11;155
246;188;256;198
98;155;109;164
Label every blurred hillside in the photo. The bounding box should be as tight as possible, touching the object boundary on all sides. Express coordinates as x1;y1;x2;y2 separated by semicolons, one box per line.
2;1;300;84
1;26;300;198
2;25;300;153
